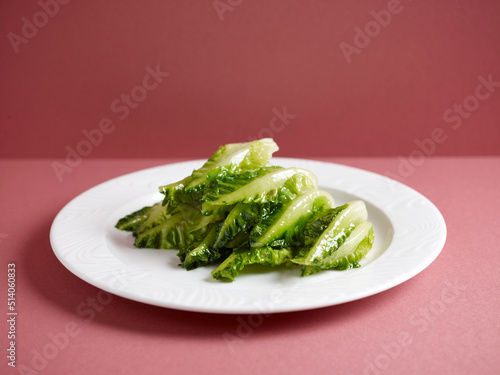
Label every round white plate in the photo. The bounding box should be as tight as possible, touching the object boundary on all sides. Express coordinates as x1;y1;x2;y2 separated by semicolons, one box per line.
50;158;446;314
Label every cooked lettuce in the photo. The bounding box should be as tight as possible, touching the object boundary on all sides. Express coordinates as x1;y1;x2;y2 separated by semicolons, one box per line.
115;139;374;281
291;200;370;270
187;137;279;192
250;189;334;248
134;204;207;249
180;225;228;270
115;205;152;232
159;138;279;211
212;247;293;282
213;203;260;250
201;167;317;215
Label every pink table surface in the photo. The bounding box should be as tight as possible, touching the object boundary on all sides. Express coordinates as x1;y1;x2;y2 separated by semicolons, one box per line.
0;157;499;375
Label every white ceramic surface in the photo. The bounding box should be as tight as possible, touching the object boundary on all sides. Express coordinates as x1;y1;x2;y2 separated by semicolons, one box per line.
50;158;447;314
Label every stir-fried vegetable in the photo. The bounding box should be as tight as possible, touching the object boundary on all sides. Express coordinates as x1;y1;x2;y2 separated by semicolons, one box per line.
115;139;374;281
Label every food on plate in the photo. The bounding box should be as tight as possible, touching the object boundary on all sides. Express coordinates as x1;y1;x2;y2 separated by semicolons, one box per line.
115;139;374;281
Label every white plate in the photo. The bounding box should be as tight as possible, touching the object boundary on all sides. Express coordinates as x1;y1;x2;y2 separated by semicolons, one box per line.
50;158;446;314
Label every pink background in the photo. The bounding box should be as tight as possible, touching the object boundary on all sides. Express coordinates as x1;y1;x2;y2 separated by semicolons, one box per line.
1;0;499;159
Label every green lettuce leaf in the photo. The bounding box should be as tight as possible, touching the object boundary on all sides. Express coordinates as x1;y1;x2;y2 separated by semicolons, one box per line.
180;225;231;270
213;203;257;250
201;167;318;215
159;176;197;212
115;205;152;232
134;204;210;249
187;138;278;192
291;200;373;274
212;247;293;282
250;189;334;248
158;138;278;211
116;139;376;281
319;222;374;270
299;224;374;276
